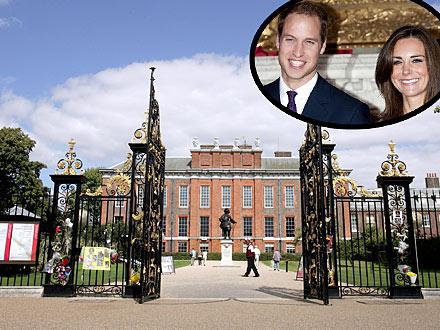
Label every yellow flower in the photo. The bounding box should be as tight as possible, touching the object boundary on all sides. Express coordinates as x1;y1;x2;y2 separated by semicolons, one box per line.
407;271;417;277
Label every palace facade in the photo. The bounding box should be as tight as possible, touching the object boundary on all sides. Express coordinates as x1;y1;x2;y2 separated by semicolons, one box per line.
102;138;302;254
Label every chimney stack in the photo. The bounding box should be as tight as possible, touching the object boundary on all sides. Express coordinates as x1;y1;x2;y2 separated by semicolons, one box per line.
425;172;440;188
274;151;292;157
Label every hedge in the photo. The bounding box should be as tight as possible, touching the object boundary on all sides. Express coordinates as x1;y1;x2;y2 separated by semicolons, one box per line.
161;252;300;261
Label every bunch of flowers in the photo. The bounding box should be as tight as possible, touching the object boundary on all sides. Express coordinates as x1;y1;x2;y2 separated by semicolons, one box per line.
52;255;72;286
44;218;73;286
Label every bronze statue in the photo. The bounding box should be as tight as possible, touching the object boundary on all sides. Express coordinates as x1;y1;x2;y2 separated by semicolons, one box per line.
219;208;236;239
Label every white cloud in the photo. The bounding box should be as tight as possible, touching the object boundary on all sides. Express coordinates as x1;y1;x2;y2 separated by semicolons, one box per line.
1;53;439;190
0;90;34;127
0;16;22;29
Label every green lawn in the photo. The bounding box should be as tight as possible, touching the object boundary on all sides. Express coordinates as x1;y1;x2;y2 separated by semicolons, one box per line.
338;261;440;288
260;259;440;288
174;260;190;268
261;260;299;272
1;271;45;286
337;261;389;287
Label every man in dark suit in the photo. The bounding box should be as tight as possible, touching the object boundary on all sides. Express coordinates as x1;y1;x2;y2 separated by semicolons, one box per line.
264;1;371;125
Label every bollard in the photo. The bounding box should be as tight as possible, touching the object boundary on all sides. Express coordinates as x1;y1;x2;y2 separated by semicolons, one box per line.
286;260;289;272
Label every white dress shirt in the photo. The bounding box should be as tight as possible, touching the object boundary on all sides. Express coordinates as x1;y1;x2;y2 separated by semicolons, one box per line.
279;73;318;114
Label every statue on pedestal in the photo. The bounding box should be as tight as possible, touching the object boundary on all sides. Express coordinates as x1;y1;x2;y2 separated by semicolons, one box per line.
219;208;236;239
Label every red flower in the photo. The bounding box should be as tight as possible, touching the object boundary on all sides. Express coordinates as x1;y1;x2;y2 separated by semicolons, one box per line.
55;226;62;233
61;257;69;266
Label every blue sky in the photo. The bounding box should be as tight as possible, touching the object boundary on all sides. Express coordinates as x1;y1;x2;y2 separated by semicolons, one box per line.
0;0;285;98
1;0;440;189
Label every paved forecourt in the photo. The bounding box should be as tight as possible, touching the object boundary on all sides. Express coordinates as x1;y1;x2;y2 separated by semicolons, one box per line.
161;260;303;299
3;261;440;329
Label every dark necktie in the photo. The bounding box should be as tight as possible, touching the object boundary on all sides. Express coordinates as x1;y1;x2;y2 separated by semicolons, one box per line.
287;90;297;113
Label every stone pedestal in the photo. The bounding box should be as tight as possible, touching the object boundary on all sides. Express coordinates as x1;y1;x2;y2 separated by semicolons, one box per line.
390;286;423;299
220;239;233;266
42;284;75;297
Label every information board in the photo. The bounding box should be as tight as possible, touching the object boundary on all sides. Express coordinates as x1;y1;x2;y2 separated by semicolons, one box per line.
0;222;39;264
161;256;175;274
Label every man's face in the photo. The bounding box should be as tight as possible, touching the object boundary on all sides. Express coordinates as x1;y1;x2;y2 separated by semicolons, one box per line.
277;13;326;90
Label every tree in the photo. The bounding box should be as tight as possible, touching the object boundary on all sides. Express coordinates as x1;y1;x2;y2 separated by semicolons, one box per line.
0;127;46;213
81;168;103;225
83;168;103;193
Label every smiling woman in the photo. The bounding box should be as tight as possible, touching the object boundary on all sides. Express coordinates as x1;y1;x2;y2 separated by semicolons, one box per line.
375;25;440;122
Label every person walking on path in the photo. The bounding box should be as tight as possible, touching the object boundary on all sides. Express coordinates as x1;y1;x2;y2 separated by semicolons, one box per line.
190;248;197;266
242;240;260;277
272;249;282;271
202;250;208;266
197;251;203;266
254;245;261;269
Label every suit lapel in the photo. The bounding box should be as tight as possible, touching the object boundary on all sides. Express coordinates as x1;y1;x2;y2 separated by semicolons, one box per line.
265;78;281;103
302;75;331;122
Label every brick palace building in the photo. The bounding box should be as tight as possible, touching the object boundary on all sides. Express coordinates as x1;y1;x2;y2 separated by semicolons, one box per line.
102;138;302;254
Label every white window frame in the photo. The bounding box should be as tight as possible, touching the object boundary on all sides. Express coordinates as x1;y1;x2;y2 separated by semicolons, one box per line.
265;244;274;253
422;214;430;227
221;186;231;209
285;217;295;238
115;194;124;208
366;215;375;225
285;186;294;208
264;217;274;237
264;186;274;208
243;186;252;208
163;186;167;208
178;216;188;237
200;216;209;237
138;187;144;207
286;244;295;253
200;185;210;208
200;243;209;253
350;214;358;233
179;185;188;208
178;241;187;252
243;217;253;237
113;216;123;224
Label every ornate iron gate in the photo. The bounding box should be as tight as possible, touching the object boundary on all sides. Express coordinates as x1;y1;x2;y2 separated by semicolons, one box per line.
333;192;390;296
42;68;165;302
328;141;422;298
127;67;166;303
299;124;329;305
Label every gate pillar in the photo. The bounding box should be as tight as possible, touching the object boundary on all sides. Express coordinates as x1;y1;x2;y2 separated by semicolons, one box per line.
43;139;85;297
376;142;422;299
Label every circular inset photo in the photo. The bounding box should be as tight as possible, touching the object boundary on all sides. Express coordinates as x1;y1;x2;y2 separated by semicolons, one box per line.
250;0;440;129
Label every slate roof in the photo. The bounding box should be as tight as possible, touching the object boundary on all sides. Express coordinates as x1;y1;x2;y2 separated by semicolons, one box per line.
107;156;299;173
